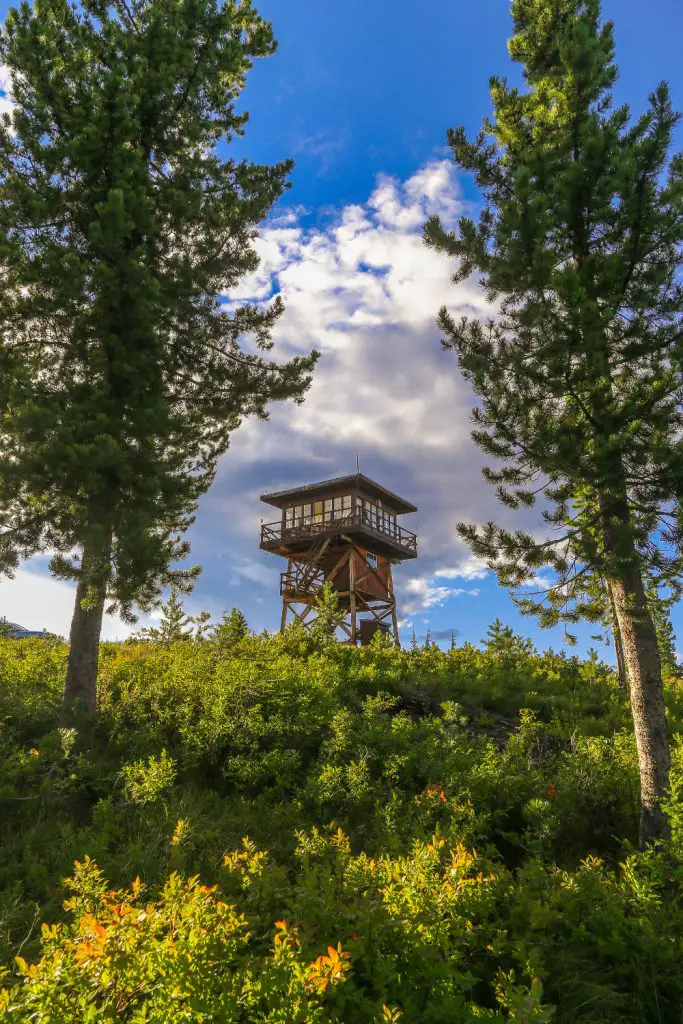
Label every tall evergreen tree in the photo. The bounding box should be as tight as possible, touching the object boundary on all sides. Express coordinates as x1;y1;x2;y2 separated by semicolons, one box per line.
0;0;317;726
646;579;681;678
425;0;683;842
513;483;680;691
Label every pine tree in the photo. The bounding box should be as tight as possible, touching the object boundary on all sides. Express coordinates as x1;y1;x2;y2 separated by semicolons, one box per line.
484;619;535;659
646;579;681;678
410;630;418;652
0;0;317;727
213;607;250;647
137;589;210;644
513;484;679;692
425;0;683;842
154;591;195;644
310;582;345;645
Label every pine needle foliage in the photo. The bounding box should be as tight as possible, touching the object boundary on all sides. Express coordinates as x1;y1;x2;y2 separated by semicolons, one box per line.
135;590;210;644
0;0;317;719
425;0;683;842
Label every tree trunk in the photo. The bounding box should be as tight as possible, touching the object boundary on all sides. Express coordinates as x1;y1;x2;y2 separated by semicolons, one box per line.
59;532;111;730
606;581;628;693
601;504;670;843
610;570;669;845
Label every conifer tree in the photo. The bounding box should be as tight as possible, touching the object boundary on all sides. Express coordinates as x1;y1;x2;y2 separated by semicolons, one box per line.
136;589;210;644
426;0;683;841
646;579;680;678
214;606;250;647
0;0;317;726
514;484;680;692
310;582;345;645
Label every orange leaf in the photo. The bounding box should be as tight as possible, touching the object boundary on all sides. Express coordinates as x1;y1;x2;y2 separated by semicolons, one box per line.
75;942;103;961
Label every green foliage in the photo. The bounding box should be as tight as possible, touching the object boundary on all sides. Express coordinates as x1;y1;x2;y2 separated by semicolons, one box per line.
424;0;683;607
485;619;535;660
1;627;683;1021
134;590;211;644
119;749;177;806
645;578;681;678
0;0;318;628
212;607;251;648
310;583;347;647
425;0;682;843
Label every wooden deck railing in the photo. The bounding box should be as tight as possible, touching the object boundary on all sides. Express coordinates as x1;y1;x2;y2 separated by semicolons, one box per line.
280;566;325;596
261;511;417;555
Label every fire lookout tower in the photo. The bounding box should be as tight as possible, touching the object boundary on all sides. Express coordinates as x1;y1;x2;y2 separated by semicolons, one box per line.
260;474;418;645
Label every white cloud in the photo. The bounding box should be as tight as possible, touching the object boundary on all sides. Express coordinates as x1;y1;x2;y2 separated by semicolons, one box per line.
228;559;276;588
519;574;555;591
6;158;547;634
0;567;134;640
434;556;490;582
0;64;14;120
404;578;453;611
201;159;515;623
402;575;480;615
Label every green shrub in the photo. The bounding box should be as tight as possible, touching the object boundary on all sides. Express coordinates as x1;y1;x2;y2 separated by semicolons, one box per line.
0;629;681;1021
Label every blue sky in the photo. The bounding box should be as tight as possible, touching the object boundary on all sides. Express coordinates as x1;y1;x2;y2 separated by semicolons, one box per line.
1;0;682;659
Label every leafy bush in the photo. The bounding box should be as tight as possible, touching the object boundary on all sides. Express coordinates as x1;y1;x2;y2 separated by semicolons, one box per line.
1;625;682;1021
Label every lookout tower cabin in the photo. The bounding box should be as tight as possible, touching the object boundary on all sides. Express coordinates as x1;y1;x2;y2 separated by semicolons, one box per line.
260;474;418;646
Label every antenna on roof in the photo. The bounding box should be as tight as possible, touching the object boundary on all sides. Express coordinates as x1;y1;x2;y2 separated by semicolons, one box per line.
356;453;360;477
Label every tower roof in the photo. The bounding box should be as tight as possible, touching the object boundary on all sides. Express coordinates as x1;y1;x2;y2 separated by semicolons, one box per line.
260;473;417;515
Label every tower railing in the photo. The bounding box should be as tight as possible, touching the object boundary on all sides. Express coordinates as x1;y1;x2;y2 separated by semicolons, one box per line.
280;565;326;596
261;510;417;554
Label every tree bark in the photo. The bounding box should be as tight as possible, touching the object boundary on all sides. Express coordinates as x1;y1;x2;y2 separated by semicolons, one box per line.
59;532;111;730
606;581;628;694
600;500;670;845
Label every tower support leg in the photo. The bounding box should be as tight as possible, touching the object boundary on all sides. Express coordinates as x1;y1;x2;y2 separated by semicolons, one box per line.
387;564;400;648
276;544;403;648
349;547;357;645
280;559;291;632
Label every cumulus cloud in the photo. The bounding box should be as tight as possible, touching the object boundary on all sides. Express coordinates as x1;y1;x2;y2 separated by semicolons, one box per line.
228;559;277;588
434;556;490;581
519;575;556;591
193;159;507;619
9;159;545;629
403;576;480;615
0;568;134;640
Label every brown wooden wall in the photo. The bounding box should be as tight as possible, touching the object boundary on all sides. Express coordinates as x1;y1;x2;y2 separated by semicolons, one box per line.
324;548;390;600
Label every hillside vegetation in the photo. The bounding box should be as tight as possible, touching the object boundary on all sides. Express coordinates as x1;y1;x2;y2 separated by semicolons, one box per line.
2;625;683;1022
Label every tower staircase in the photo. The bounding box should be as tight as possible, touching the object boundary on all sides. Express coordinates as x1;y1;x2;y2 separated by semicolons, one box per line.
281;533;331;597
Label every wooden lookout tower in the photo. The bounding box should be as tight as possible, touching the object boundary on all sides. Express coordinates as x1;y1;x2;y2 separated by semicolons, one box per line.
260;474;417;645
